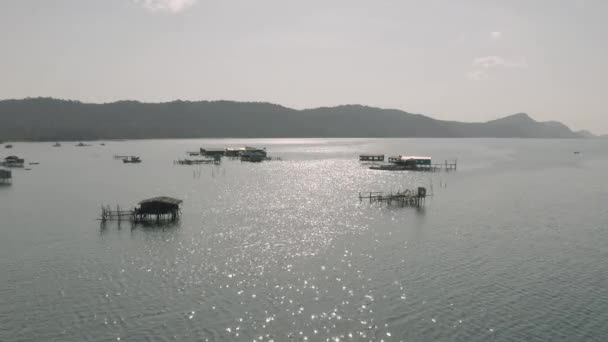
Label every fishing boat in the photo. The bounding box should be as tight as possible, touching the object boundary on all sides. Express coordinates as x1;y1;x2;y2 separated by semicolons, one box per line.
122;156;142;163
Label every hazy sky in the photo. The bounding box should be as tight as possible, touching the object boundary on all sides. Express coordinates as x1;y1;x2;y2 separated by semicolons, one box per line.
1;0;607;133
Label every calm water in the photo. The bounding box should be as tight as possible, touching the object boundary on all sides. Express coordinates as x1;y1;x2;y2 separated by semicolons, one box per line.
1;138;607;342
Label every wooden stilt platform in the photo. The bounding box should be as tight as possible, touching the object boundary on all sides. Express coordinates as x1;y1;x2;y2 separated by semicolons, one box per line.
370;160;457;172
175;157;220;165
99;197;183;223
359;187;428;208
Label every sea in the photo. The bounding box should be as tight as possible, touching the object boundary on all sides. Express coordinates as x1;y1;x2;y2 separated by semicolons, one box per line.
1;138;607;342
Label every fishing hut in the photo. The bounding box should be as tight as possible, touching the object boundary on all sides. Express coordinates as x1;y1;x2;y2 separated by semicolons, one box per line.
360;154;384;162
225;146;268;158
135;197;182;222
100;196;182;223
0;169;11;184
359;187;428;208
200;148;225;158
3;156;24;168
371;156;457;172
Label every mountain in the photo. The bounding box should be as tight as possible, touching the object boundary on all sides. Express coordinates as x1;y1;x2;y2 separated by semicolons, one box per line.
575;130;597;138
0;98;587;141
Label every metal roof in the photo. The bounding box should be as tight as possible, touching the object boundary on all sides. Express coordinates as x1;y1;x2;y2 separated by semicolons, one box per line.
400;156;432;160
225;146;264;151
138;197;183;205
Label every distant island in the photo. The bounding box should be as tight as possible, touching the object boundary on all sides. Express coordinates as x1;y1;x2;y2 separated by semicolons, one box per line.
0;97;595;141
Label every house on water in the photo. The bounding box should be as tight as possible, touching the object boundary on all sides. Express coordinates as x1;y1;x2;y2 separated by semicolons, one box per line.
360;154;385;162
3;156;24;168
134;197;183;222
388;156;432;167
200;148;225;158
225;146;267;158
0;168;11;184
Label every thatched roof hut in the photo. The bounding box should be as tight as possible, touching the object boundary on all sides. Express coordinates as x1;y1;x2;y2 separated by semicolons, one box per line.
137;197;182;216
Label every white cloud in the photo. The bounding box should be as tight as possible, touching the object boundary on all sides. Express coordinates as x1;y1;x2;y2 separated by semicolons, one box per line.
467;56;528;80
134;0;197;13
466;70;488;81
473;56;528;69
490;31;502;40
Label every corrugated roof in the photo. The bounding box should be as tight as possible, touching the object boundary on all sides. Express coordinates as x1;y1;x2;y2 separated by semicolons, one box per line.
139;197;183;205
400;156;432;160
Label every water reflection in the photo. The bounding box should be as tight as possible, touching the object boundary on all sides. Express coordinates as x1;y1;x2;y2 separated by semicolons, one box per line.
99;219;182;235
4;139;608;341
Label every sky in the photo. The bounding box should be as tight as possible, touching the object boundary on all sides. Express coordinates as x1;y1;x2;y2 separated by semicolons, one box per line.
1;0;607;133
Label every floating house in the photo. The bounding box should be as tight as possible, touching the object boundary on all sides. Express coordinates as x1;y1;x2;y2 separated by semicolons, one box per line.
371;155;456;172
388;156;432;167
360;154;385;162
225;146;267;158
0;169;11;184
3;156;24;168
100;196;183;223
240;152;264;162
135;197;182;222
200;148;225;158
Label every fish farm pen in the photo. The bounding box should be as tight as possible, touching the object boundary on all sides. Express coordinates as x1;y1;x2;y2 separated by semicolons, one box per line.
100;197;183;223
175;157;221;165
359;187;428;208
0;169;11;184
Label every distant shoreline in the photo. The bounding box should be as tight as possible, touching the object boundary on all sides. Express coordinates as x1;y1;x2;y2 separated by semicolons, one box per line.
0;98;595;140
1;136;600;144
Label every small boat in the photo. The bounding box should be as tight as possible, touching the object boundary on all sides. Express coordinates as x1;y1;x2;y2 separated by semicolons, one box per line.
53;142;61;147
5;144;13;149
76;142;91;147
123;156;142;163
29;162;40;165
100;143;106;146
574;151;581;154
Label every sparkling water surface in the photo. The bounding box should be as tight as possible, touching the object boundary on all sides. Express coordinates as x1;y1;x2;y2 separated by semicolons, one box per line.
1;138;607;341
